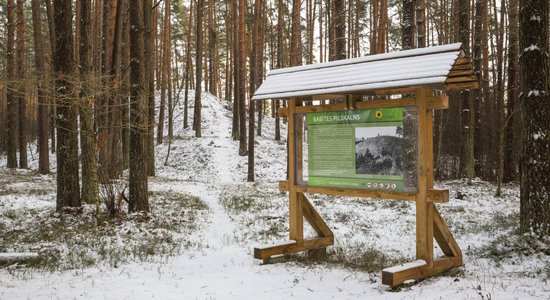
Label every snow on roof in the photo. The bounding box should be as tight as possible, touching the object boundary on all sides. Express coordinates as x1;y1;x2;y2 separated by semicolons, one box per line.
252;43;477;100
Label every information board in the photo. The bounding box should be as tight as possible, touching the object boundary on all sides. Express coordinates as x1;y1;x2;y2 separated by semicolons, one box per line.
307;108;408;192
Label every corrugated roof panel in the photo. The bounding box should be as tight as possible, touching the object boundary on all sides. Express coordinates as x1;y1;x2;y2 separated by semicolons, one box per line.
252;43;466;100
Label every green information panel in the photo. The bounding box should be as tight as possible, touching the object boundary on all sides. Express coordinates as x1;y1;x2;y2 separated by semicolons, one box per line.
307;108;407;192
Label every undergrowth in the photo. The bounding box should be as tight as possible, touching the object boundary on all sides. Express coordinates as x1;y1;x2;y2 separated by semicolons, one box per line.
0;190;208;271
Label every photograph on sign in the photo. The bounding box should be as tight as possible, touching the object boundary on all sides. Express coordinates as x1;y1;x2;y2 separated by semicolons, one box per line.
305;108;417;192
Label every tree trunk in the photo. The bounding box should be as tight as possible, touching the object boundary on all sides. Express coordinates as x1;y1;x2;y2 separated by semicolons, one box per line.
208;0;218;96
145;0;156;176
472;0;483;177
166;0;173;141
194;0;204;137
274;0;284;141
183;0;194;130
377;0;388;53
495;0;506;196
121;0;130;170
232;0;240;141
402;0;414;50
416;0;426;48
31;0;50;174
256;0;265;136
45;0;56;155
109;0;124;178
248;0;263;182
291;0;302;66
16;0;27;169
504;0;519;183
54;0;81;210
158;0;171;144
128;0;150;213
519;0;549;234
458;0;474;182
78;0;99;208
334;0;346;59
6;0;17;169
238;0;247;155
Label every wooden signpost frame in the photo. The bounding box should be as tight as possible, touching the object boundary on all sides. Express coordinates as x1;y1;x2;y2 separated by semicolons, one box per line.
253;88;463;287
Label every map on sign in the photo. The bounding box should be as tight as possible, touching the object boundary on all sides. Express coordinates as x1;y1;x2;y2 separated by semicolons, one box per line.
307;108;409;192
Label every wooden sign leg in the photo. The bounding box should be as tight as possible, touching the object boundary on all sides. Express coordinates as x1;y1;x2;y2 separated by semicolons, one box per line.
382;89;462;286
415;88;433;267
289;99;303;243
254;98;333;262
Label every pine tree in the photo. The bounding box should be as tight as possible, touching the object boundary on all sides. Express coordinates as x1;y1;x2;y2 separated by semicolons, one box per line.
16;0;27;169
504;0;519;182
6;0;17;169
129;0;149;213
79;0;99;208
194;0;204;138
458;0;475;182
402;0;414;50
334;0;345;59
145;0;156;176
519;0;549;234
238;0;247;155
54;0;81;210
31;0;50;174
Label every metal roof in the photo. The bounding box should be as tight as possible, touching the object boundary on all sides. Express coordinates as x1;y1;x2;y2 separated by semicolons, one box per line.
252;43;478;100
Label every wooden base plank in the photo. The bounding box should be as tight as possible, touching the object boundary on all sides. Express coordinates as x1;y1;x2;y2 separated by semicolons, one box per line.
254;237;334;260
382;256;462;286
382;260;427;286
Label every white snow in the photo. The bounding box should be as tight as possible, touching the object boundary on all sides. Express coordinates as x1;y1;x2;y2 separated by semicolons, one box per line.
528;90;541;97
523;45;541;53
382;259;426;273
1;91;549;299
530;15;541;22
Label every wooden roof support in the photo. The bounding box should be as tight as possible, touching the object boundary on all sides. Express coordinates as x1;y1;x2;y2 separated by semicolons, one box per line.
277;95;449;118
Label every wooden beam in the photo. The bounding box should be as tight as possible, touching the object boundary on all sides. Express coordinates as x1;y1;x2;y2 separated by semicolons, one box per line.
253;236;334;260
426;95;449;110
415;88;431;265
381;256;462;286
448;69;475;77
445;81;480;90
367;87;417;96
433;206;462;257
432;255;463;271
287;98;303;242
278;181;449;203
382;260;427;286
454;57;470;65
311;94;347;100
277;95;449;118
445;75;478;84
451;63;474;71
302;195;333;237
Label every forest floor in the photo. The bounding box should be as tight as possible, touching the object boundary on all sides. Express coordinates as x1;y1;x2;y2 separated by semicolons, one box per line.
0;92;549;299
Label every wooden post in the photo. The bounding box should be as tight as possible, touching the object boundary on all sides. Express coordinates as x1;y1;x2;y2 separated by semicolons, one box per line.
415;88;433;267
288;98;303;242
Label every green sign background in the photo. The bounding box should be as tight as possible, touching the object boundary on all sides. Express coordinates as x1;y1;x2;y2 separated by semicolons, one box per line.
307;108;405;192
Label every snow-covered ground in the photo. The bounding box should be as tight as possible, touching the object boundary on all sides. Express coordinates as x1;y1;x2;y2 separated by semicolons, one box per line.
1;91;549;299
